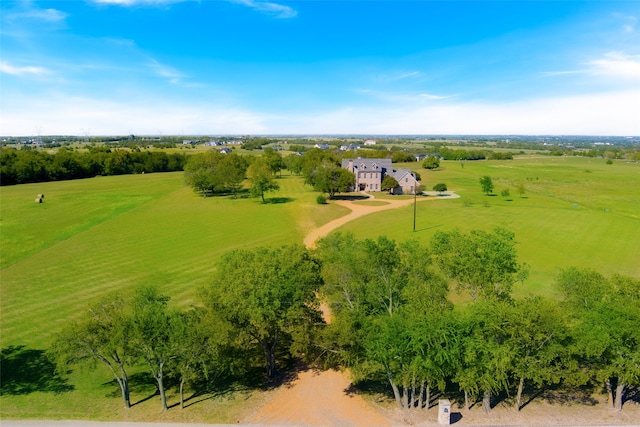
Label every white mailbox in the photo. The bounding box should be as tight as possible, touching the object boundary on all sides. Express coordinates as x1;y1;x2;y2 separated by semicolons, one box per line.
438;399;451;425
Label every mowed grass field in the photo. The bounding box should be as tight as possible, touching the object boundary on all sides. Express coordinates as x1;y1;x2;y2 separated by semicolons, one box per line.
1;155;639;421
340;155;640;297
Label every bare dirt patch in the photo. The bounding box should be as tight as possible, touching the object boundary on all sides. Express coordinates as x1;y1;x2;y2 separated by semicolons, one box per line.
243;368;390;426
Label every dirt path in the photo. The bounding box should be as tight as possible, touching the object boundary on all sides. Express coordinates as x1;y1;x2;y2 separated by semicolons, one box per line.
304;191;459;249
244;368;391;426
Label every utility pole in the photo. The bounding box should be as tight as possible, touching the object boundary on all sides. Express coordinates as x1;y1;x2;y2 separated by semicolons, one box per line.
413;183;417;232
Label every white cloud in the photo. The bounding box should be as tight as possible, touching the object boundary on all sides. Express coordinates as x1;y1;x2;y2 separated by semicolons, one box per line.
355;88;453;104
147;59;186;84
11;7;68;22
231;0;297;19
541;51;640;83
622;15;637;34
268;90;640;136
0;60;49;76
5;88;636;136
586;51;640;81
419;93;451;100
0;93;270;136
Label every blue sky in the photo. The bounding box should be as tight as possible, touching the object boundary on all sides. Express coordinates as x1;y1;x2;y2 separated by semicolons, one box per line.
1;1;639;136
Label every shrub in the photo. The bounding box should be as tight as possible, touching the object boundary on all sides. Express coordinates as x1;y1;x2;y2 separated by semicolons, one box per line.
433;183;448;193
316;194;327;204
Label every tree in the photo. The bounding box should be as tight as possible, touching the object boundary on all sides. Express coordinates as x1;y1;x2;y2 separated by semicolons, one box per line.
131;286;174;411
170;308;221;409
501;189;510;198
284;154;303;175
381;175;399;193
218;153;248;197
422;156;440;170
457;301;516;413
506;297;573;411
316;234;452;410
202;244;323;378
557;268;640;411
246;158;280;203
430;227;528;301
309;161;355;199
517;182;526;197
479;176;494;195
262;148;283;176
433;183;447;193
183;151;224;197
49;295;134;408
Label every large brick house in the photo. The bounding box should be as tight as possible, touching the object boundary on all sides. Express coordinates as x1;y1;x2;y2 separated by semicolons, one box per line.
341;158;419;194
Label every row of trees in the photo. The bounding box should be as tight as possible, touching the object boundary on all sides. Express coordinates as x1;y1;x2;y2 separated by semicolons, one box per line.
50;229;639;413
184;148;357;201
0;147;185;185
317;231;638;413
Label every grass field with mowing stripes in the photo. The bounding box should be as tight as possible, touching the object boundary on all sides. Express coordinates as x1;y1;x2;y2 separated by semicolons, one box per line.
1;156;638;422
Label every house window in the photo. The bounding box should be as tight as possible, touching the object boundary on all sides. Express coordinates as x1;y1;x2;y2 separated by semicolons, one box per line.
405;178;408;183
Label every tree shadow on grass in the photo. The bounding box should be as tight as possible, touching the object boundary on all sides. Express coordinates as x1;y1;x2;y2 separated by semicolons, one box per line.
332;195;370;201
0;345;74;395
264;197;294;204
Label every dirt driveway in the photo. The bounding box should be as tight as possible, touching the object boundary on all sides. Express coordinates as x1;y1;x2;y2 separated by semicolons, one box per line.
304;191;459;248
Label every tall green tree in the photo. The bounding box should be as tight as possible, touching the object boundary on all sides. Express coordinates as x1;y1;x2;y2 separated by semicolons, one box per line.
169;308;222;409
49;295;135;408
456;301;514;413
246;158;280;203
202;245;323;378
430;227;528;301
316;234;452;410
131;286;173;411
284;153;303;175
218;153;248;197
422;155;440;170
506;297;573;411
183;151;224;197
479;175;494;195
308;161;355;199
558;268;640;411
262;148;284;176
381;175;399;192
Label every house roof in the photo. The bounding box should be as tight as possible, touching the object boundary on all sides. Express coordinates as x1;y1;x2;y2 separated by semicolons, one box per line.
389;168;417;182
341;158;392;171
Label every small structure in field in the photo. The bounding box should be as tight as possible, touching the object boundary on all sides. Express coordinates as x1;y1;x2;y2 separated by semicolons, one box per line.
35;194;45;203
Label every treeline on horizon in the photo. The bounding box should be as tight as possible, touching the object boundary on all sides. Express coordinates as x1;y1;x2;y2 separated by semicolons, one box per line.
48;231;640;414
3;136;639;187
0;147;186;186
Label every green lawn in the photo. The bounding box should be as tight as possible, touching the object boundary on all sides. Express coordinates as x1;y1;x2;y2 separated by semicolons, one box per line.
1;156;639;421
0;172;347;349
334;156;640;298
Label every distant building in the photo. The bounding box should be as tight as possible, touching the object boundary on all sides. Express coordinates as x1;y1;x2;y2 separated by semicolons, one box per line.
364;139;377;146
339;143;360;151
314;143;331;150
342;158;419;194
